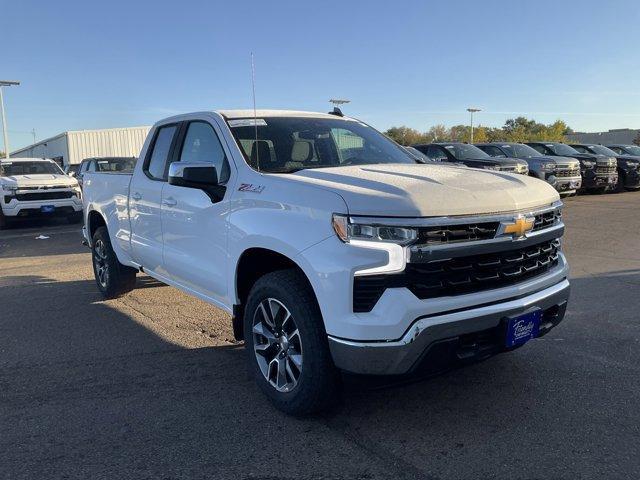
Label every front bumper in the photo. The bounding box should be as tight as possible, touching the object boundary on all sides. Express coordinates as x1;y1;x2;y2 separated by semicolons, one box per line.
621;167;640;189
545;173;581;193
328;277;570;375
581;170;617;190
1;196;82;217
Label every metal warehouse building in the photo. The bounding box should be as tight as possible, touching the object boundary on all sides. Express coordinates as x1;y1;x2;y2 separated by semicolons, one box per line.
10;126;151;168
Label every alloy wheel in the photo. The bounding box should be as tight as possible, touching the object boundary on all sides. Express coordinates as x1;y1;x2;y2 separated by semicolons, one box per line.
252;298;303;393
93;239;109;288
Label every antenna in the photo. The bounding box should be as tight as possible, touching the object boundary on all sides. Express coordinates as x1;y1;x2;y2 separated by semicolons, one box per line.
251;53;259;172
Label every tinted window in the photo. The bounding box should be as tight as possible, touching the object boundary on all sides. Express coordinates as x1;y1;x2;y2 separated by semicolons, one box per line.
442;144;491;160
530;144;547;155
87;161;96;172
179;122;230;183
550;143;580;156
571;145;589;153
427;146;448;161
146;125;177;180
609;147;624;154
480;145;507;157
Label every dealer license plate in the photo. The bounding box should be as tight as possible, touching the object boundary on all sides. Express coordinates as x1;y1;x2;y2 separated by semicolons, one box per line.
505;310;541;348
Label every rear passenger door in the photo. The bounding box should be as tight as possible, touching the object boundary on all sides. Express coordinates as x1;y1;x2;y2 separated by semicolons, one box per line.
161;119;233;305
129;123;180;272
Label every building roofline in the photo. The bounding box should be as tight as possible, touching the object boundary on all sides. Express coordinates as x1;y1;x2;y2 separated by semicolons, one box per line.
10;125;151;155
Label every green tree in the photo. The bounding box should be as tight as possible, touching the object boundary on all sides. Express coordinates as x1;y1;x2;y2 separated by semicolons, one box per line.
384;126;427;146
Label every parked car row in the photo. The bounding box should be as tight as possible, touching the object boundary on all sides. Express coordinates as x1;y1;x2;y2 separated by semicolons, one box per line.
0;156;138;228
412;141;640;196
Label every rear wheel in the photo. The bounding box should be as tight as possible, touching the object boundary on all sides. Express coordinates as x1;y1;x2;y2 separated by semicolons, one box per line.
243;269;341;416
91;226;137;299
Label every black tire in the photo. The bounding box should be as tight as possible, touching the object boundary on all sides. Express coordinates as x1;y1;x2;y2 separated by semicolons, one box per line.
612;172;625;193
588;187;607;195
91;226;137;299
243;269;341;416
0;208;6;230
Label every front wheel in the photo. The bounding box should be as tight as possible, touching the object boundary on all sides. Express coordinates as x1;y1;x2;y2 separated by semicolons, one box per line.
243;269;341;416
91;226;137;299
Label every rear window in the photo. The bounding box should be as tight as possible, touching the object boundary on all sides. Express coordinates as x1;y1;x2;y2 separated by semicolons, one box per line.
95;158;137;173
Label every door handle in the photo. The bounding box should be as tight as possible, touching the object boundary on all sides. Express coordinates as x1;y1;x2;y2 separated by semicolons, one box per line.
162;197;177;207
132;192;142;201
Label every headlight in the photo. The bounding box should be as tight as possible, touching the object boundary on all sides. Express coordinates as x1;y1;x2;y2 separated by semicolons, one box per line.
539;162;556;172
2;185;18;192
332;214;417;245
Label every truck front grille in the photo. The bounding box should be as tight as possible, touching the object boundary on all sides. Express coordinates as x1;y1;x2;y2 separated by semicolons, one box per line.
596;166;616;175
353;238;561;312
556;168;580;177
417;223;499;245
12;191;74;201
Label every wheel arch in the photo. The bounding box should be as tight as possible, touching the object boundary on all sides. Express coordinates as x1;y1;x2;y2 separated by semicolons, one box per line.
232;247;317;341
87;209;107;241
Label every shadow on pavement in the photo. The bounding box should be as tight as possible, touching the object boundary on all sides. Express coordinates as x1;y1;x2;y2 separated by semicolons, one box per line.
1;269;639;479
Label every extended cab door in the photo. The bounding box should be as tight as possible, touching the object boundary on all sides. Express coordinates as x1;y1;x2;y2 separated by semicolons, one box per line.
129;123;180;272
160;119;233;306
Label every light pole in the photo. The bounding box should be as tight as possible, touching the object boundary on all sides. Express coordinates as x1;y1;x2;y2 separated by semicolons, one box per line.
0;80;20;159
467;107;481;143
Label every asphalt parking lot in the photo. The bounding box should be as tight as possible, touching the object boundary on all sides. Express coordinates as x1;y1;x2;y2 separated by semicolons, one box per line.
1;193;639;480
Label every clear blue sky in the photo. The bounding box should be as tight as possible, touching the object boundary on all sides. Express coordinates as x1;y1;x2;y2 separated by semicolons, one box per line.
3;0;640;150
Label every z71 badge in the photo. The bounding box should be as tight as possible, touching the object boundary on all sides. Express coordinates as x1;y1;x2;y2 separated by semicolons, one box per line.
238;183;265;194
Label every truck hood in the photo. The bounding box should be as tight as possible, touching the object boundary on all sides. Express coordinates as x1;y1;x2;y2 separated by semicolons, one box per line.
0;174;78;189
286;163;560;217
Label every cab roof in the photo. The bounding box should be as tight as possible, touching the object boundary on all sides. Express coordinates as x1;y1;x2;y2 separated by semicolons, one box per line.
217;109;346;120
1;157;53;163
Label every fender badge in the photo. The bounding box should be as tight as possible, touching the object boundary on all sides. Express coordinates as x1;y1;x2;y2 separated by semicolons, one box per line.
238;183;265;194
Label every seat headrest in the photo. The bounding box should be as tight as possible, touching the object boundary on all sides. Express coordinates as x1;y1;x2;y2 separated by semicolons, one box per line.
250;140;271;167
291;140;313;162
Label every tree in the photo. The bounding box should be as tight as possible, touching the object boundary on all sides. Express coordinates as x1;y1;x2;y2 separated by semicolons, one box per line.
384;126;427;146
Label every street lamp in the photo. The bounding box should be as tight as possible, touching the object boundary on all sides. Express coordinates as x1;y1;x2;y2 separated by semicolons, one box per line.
466;107;481;143
0;80;20;159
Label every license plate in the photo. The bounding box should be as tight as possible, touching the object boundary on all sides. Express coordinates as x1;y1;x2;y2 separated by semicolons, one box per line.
40;205;55;213
505;310;541;348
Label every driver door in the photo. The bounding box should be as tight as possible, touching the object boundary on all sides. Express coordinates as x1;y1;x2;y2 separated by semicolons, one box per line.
161;119;233;306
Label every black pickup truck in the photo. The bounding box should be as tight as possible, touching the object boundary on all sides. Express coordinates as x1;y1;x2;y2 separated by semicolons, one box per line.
570;144;640;192
412;143;529;173
526;142;617;194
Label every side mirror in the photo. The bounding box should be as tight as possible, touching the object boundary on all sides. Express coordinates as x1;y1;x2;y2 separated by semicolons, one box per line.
168;162;225;201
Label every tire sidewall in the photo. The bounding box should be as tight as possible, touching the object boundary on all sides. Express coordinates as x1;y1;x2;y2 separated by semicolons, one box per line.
91;227;120;297
243;272;331;412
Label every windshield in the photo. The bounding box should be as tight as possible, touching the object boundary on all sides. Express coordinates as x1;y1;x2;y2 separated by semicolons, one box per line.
501;144;542;158
227;117;416;173
95;158;137;172
549;144;580;156
442;144;491;160
622;145;640;156
1;161;64;176
587;145;618;156
404;146;429;162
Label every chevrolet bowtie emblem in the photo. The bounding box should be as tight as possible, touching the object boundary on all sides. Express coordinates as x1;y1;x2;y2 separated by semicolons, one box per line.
502;215;534;239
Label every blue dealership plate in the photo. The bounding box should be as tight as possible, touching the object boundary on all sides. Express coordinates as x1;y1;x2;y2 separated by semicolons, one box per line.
505;310;541;348
40;205;55;213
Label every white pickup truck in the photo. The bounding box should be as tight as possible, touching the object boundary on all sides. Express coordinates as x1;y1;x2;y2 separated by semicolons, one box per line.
1;158;83;228
83;110;570;415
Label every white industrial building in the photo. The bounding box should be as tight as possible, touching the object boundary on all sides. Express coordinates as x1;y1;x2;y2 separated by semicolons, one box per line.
11;126;151;168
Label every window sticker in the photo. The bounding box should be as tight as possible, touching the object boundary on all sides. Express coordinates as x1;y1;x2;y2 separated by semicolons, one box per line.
228;119;267;128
